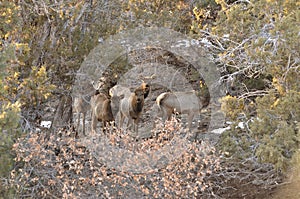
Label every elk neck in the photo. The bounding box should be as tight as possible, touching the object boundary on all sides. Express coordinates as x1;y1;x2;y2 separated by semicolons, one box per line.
131;95;144;113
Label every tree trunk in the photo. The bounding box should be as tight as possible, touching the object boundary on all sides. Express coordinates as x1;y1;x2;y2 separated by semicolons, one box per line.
51;95;73;132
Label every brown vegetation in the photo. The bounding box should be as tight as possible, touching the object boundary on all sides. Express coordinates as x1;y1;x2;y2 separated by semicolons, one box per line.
9;118;224;198
8;117;283;198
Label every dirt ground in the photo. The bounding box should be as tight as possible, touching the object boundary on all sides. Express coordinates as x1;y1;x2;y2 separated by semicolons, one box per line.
269;170;300;199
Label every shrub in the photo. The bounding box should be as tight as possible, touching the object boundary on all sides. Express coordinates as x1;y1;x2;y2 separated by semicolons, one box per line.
10;118;223;198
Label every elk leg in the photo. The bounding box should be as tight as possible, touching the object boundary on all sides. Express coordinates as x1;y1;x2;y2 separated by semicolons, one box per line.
77;112;81;132
152;109;160;129
127;117;133;130
74;112;80;138
161;108;169;123
115;112;121;127
82;112;86;136
119;112;125;130
164;109;173;125
102;120;107;134
187;113;194;130
91;111;97;135
132;118;139;138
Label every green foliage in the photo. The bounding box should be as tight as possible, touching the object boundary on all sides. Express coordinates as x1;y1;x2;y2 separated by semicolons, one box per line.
121;0;192;32
0;1;21;40
0;2;56;197
202;0;300;170
190;0;220;31
0;3;22;195
220;95;245;120
0;98;21;189
251;91;300;170
0;1;22;183
218;96;256;159
219;128;257;161
0;101;21;132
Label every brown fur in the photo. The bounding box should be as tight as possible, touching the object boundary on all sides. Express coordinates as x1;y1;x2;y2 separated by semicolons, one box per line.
90;92;114;134
119;83;150;136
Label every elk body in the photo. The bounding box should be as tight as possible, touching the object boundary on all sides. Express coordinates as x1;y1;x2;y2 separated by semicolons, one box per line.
90;77;115;135
156;90;203;129
90;91;114;134
109;85;131;121
74;96;91;137
118;83;150;136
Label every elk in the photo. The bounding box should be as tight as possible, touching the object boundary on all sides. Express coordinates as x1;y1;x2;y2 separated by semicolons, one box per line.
74;95;91;137
109;85;131;124
118;82;150;136
155;90;204;129
90;81;114;135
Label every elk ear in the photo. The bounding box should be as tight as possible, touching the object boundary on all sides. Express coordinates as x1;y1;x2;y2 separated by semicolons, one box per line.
134;89;139;95
143;84;150;99
109;89;113;97
119;94;125;100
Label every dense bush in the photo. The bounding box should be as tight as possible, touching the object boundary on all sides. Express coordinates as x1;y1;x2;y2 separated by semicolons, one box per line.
9;119;222;198
192;0;300;170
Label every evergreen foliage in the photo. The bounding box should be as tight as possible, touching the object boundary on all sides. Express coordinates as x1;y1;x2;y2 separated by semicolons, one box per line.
193;0;300;170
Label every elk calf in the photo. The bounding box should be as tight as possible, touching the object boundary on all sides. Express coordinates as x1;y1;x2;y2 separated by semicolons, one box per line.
109;85;131;122
90;78;115;135
74;96;90;137
156;90;203;129
90;92;114;134
119;83;150;136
